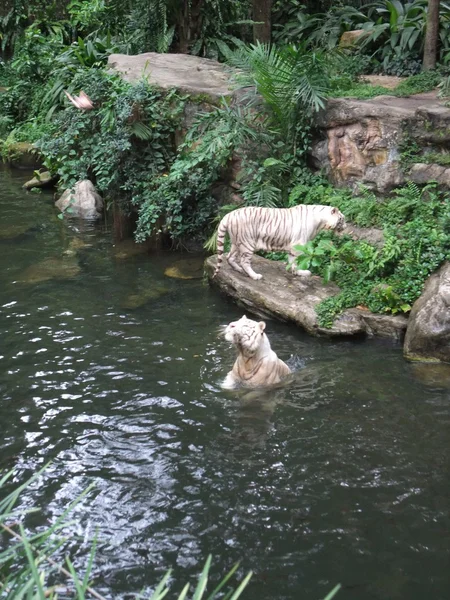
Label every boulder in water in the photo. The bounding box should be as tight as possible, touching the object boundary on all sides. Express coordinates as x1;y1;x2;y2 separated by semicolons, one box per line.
113;238;151;260
121;286;170;309
164;257;204;279
55;180;103;220
0;224;33;240
23;171;58;190
18;257;81;284
404;262;450;363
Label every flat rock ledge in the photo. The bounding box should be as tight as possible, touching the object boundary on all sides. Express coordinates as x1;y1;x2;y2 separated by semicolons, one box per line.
205;255;407;340
108;53;233;102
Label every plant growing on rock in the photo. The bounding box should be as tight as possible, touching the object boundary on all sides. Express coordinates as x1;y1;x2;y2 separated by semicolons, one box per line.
135;103;269;243
288;182;450;325
37;70;184;212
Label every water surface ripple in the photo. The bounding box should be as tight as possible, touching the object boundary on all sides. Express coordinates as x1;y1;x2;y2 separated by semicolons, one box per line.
1;168;449;599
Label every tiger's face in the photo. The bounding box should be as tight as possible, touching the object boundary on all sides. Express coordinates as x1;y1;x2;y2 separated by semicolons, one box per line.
328;206;346;232
224;315;266;356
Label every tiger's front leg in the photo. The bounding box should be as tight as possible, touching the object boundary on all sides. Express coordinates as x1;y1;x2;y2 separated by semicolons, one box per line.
287;252;312;277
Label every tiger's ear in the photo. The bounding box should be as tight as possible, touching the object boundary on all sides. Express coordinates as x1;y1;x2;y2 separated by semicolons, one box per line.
258;321;266;332
331;207;337;214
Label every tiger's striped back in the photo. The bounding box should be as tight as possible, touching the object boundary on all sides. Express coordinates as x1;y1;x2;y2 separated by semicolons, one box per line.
212;204;345;280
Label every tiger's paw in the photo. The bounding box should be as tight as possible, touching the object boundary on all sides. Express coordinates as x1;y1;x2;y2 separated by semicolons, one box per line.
296;269;312;277
250;273;263;280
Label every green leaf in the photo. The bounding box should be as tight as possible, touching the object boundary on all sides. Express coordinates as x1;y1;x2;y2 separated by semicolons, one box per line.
262;157;285;167
192;555;212;600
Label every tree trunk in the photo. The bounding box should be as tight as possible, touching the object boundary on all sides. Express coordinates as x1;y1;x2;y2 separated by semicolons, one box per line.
422;0;440;71
253;0;272;44
177;0;204;54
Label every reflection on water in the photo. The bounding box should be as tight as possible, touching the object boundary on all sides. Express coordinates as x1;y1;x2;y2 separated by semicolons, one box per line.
1;167;450;600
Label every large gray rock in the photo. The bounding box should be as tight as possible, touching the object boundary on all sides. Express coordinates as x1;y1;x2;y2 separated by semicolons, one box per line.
312;91;450;193
108;53;233;102
55;180;103;220
23;171;58;190
7;142;43;170
409;163;450;187
404;262;450;363
205;255;408;339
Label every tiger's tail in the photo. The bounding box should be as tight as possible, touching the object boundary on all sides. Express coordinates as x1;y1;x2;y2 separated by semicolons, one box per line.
212;214;229;278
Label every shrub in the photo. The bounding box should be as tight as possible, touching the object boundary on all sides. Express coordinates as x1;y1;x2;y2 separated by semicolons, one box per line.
290;182;450;324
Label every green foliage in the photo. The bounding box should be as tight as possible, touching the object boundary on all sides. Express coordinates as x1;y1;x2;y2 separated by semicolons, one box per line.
67;0;111;37
272;0;450;75
56;32;121;69
438;74;450;97
189;0;252;61
290;182;450;325
394;70;443;95
422;151;450;166
135;103;267;242
330;82;391;99
37;69;183;211
330;67;445;100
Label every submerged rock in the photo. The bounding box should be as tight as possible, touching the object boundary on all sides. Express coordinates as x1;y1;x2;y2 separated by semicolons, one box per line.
205;255;407;339
121;286;170;309
0;224;33;240
404;262;450;363
55;180;103;220
23;171;58;190
113;238;151;260
63;237;93;256
18;257;81;284
410;362;450;388
164;257;204;280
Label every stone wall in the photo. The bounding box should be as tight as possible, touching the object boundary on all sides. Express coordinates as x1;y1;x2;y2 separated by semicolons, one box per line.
311;92;450;193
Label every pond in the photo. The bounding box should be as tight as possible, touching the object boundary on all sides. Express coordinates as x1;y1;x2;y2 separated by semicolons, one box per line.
1;167;449;600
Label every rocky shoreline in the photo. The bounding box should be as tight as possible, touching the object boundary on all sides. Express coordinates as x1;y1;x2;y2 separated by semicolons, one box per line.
205;255;450;364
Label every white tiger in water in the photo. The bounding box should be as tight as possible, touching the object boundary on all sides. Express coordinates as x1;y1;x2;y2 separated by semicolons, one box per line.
213;204;346;281
222;315;291;389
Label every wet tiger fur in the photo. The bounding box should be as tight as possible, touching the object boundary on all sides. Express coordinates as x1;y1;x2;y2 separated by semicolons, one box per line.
213;204;346;281
222;315;291;389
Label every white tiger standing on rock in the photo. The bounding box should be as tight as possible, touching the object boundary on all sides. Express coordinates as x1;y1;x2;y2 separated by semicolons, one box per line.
222;315;291;389
213;204;346;281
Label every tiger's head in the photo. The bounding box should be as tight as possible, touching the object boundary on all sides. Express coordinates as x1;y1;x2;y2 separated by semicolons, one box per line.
326;206;346;232
223;315;267;357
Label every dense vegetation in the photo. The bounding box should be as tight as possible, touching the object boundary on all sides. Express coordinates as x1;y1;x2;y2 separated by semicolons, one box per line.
1;0;449;324
290;182;450;326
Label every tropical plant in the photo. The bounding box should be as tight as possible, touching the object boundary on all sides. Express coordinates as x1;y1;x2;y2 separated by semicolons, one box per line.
37;69;184;213
287;181;450;324
225;42;332;136
272;0;450;74
135;102;269;243
56;32;122;69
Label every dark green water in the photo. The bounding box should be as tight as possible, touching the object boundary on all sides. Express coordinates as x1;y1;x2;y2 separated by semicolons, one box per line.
1;167;449;600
